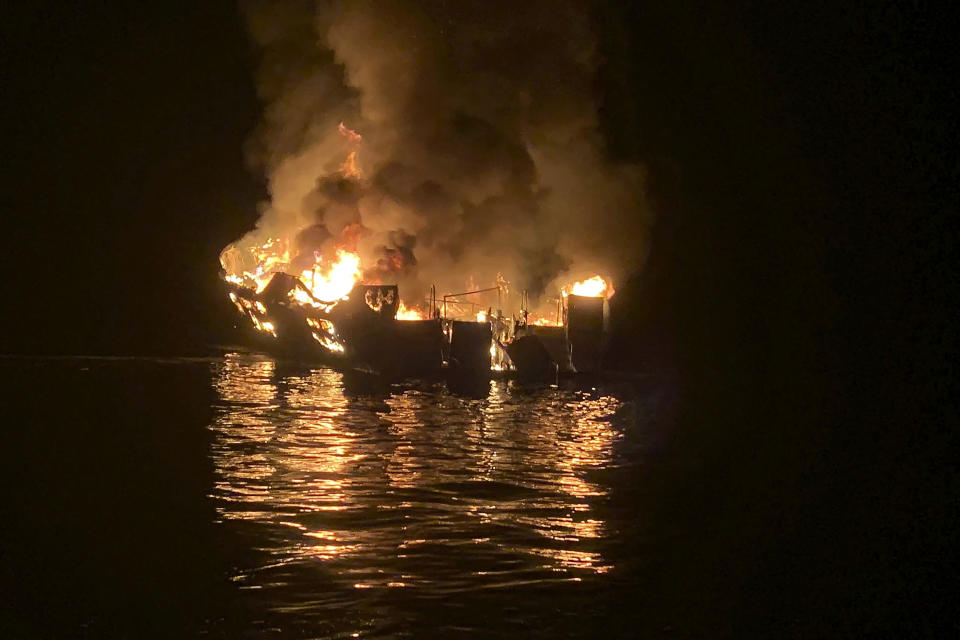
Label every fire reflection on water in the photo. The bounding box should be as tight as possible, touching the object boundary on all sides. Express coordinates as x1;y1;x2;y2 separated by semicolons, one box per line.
210;353;627;608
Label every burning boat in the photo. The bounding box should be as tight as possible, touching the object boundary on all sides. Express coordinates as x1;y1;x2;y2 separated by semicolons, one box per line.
225;271;439;376
504;277;614;378
218;119;620;378
222;254;614;379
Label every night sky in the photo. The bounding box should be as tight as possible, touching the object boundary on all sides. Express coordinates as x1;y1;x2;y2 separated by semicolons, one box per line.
1;0;954;634
2;2;262;354
1;2;951;359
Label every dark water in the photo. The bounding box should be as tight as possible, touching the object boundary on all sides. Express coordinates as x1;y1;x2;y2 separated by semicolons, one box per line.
4;354;934;637
1;355;669;639
211;354;651;638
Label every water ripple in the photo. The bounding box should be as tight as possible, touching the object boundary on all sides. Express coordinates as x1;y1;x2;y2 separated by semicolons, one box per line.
209;353;641;636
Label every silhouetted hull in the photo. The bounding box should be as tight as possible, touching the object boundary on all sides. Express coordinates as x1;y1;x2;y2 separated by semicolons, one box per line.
227;280;451;377
225;277;611;380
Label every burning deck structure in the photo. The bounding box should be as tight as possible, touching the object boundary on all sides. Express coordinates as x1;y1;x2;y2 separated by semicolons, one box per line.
223;269;613;379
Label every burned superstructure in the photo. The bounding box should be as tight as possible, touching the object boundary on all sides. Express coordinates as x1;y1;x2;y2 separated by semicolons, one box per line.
223;271;614;379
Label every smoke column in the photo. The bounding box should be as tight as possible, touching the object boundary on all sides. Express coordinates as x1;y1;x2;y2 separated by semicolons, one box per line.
228;0;651;310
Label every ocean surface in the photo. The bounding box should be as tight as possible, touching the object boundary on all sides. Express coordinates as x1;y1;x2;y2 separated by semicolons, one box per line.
1;354;677;639
3;353;925;637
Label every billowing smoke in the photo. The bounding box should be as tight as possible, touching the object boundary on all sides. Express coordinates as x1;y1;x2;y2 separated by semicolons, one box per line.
228;0;650;311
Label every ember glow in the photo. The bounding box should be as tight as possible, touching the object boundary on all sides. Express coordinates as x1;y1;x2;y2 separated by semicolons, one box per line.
306;317;345;353
530;315;562;327
251;316;276;337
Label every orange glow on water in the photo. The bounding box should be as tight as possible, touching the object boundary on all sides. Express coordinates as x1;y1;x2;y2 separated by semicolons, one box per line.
211;354;623;580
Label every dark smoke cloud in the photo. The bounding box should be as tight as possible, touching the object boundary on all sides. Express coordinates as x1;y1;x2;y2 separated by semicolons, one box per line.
234;0;651;310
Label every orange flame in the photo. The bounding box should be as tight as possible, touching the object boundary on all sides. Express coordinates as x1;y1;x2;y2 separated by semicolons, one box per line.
563;275;614;299
340;150;360;178
396;301;428;321
529;315;562;327
221;238;364;306
338;121;362;143
300;250;362;302
338;122;362;178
